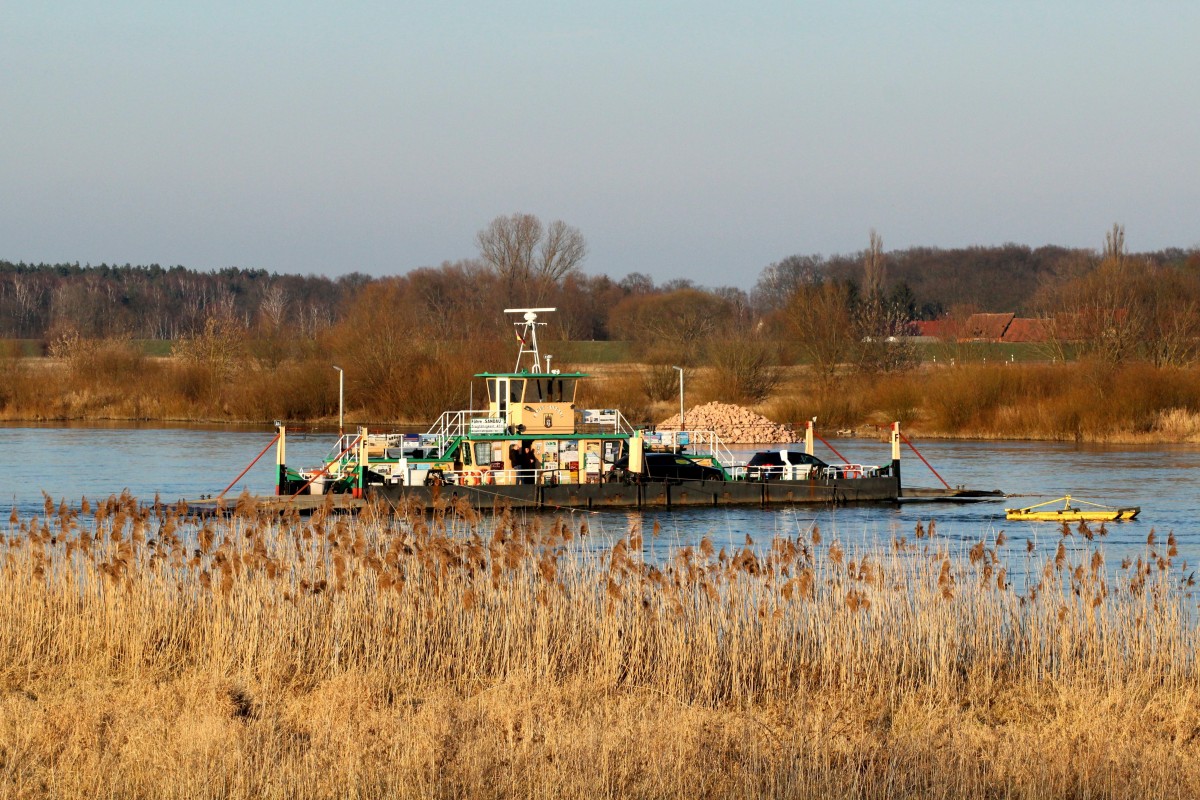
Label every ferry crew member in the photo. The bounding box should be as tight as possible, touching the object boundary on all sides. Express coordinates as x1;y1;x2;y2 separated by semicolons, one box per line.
508;444;522;483
520;443;540;485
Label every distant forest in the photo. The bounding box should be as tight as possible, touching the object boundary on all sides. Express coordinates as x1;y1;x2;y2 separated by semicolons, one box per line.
3;242;1199;341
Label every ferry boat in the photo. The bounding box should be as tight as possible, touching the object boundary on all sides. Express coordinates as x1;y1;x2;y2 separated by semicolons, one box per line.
274;308;902;510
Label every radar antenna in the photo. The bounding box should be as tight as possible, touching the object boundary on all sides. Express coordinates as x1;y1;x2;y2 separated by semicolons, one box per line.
504;307;556;372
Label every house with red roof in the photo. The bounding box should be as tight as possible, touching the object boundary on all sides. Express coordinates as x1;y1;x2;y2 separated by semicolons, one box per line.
1000;318;1050;343
963;313;1015;341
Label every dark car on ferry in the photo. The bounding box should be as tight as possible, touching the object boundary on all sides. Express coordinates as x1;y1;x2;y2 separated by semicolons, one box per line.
606;452;726;483
745;450;830;480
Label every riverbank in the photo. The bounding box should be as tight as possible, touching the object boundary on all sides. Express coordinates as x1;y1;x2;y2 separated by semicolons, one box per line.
2;498;1197;799
4;345;1200;444
583;360;1200;444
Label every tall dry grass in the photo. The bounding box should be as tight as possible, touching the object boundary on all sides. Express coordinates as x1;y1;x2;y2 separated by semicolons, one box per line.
762;361;1200;442
2;494;1198;798
908;361;1200;441
0;334;505;424
5;330;1200;442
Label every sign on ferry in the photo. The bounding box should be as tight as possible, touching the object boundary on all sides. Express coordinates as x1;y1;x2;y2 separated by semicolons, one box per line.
581;409;618;426
470;417;508;435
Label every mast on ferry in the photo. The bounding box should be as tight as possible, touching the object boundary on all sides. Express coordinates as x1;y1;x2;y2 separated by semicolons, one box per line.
504;307;555;372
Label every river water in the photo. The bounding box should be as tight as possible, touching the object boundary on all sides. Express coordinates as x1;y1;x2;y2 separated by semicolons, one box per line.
2;423;1197;576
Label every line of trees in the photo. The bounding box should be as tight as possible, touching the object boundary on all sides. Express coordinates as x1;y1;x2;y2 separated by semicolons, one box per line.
0;263;359;341
4;217;1200;372
1032;225;1200;368
5;216;1200;426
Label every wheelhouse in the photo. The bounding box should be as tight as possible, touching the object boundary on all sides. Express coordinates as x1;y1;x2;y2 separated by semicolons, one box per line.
475;371;585;435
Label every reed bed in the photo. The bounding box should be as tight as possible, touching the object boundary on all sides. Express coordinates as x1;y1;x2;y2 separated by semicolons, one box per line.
2;494;1199;798
758;360;1200;442
8;337;1200;444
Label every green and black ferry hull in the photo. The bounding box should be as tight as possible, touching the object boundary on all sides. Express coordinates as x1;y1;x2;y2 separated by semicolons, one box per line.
369;473;900;512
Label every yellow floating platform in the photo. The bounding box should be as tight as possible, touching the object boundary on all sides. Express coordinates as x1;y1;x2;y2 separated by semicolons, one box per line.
1005;495;1139;522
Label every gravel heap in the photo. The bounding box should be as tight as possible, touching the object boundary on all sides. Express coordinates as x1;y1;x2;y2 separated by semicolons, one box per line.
658;401;796;444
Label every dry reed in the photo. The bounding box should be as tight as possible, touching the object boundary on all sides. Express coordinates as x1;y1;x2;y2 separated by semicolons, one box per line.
1;494;1199;798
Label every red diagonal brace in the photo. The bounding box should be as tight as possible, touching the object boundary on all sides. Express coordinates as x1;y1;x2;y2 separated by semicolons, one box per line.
813;433;849;464
899;431;952;490
217;433;280;499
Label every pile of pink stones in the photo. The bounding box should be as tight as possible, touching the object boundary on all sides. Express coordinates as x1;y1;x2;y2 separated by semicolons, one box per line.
657;401;796;444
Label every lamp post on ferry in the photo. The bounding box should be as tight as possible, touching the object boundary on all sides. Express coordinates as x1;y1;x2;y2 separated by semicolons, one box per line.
672;365;685;433
332;366;344;436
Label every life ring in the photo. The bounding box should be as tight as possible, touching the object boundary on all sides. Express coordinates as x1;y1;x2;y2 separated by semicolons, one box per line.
484;470;495;485
845;468;861;479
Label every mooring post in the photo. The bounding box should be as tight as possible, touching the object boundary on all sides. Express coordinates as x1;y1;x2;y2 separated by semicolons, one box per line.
275;424;286;495
355;425;368;499
891;421;902;498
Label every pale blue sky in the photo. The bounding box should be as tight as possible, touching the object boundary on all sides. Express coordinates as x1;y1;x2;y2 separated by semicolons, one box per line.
2;1;1197;286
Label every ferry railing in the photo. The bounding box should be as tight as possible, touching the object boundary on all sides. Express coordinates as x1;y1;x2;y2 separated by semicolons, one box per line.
739;464;822;481
426;410;466;440
429;408;640;440
321;433;362;467
696;462;889;482
423;467;601;488
649;429;738;470
427;409;507;440
428;460;882;487
819;463;884;480
414;462;896;488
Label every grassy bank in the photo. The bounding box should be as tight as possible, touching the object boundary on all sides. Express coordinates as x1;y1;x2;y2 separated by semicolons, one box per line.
4;337;1200;443
2;496;1197;798
577;361;1200;444
762;361;1200;443
0;335;500;426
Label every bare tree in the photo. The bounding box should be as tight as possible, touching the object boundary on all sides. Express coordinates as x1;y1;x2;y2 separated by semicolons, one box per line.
11;274;45;337
299;301;337;338
1033;225;1200;368
538;220;587;285
174;314;248;403
751;254;822;313
258;284;290;331
705;334;780;404
618;272;655;294
855;229;915;372
857;230;887;337
785;281;856;389
1143;272;1200;367
1036;225;1141;364
476;213;587;303
863;229;885;301
1103;222;1125;261
609;288;733;365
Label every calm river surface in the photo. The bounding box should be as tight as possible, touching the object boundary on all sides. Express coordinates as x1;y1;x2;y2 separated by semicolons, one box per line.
3;423;1198;574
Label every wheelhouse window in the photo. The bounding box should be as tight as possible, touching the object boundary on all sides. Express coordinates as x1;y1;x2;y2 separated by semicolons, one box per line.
549;378;577;403
509;379;525;403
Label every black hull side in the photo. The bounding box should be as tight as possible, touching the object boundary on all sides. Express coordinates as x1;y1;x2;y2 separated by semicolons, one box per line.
371;475;898;511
